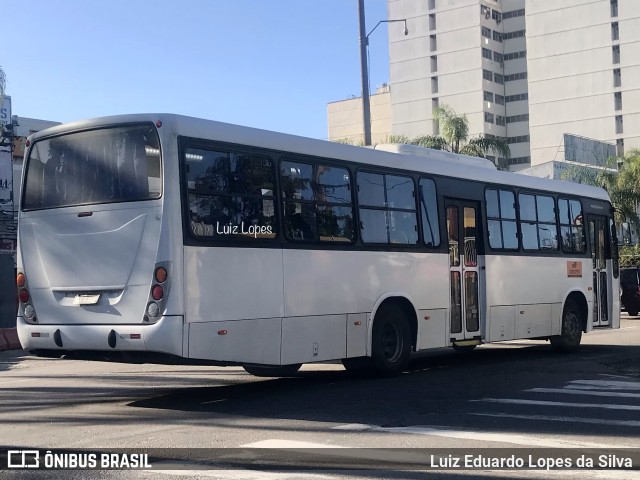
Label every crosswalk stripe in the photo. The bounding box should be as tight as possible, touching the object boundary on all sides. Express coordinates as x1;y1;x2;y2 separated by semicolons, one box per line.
473;397;640;411
568;379;640;390
528;388;640;399
332;424;625;448
469;412;640;427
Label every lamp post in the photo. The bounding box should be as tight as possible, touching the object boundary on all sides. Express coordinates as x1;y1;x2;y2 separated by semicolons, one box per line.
358;0;408;145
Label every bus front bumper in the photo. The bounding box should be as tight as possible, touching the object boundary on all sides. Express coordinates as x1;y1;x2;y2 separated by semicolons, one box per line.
16;316;184;357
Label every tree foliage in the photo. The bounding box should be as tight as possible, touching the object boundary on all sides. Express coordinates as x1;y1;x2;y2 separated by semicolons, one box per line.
0;66;6;104
562;149;640;236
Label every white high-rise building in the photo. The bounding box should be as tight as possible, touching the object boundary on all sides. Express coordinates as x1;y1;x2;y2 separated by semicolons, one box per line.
327;0;640;171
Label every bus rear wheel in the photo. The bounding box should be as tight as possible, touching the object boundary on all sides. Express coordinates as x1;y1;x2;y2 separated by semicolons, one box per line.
242;364;302;377
550;299;583;353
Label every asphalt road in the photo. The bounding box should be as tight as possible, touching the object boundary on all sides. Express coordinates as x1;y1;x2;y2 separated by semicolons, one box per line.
1;316;639;479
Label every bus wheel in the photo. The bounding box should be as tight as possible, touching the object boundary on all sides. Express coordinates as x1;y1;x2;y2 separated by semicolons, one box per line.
242;364;302;377
550;299;583;353
370;303;412;377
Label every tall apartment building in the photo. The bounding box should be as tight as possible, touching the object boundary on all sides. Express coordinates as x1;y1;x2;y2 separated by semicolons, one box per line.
328;0;639;171
387;0;529;169
525;0;640;165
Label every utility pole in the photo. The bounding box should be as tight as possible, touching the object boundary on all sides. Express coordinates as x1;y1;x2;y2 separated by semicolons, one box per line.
357;0;372;146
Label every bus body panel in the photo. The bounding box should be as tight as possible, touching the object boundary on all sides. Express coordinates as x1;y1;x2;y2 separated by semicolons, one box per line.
19;204;162;325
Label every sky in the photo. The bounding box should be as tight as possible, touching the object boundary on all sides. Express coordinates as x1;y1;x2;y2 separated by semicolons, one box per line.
2;0;391;140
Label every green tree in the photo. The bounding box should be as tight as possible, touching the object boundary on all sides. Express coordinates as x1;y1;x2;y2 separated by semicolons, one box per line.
562;149;640;235
408;105;511;166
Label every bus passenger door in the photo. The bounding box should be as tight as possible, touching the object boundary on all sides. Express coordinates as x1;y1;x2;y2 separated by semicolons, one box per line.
589;216;611;326
446;200;483;342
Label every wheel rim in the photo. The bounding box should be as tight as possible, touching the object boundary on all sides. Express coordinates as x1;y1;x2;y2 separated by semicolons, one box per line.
380;322;403;362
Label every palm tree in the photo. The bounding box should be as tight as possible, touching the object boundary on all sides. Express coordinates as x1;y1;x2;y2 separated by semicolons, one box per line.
407;104;511;166
0;66;6;105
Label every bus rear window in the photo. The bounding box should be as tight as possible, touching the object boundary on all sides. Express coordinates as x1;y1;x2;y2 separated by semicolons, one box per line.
23;124;161;210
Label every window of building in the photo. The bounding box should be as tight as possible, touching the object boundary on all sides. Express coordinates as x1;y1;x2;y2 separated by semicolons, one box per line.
493;51;503;63
503;8;525;19
480;5;491;18
616;115;624;134
615;92;622;111
431;77;439;94
358;172;418;245
484;112;495;124
186;147;277;240
428;0;436;9
611;0;618;18
519;193;558;251
617;138;625;157
419;178;440;247
504;72;527;82
507;135;529;144
430;55;438;73
482;47;492;60
613;68;621;87
506;156;531;166
281;161;354;242
494;73;504;84
507;114;529;123
504;50;527;61
481;26;492;38
505;93;528;102
492;9;502;23
486;189;518;250
430;34;437;52
612;45;620;64
495;94;505;105
429;14;437;31
493;31;503;42
483;69;493;81
558;199;585;253
496;115;506;126
504;30;525;40
612;22;619;41
484;91;494;102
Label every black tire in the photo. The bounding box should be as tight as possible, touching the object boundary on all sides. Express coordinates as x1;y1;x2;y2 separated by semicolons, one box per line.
452;344;477;353
550;299;583;353
628;309;638;317
242;364;302;377
370;303;412;377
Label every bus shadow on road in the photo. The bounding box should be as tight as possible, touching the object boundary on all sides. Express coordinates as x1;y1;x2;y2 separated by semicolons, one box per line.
127;343;640;438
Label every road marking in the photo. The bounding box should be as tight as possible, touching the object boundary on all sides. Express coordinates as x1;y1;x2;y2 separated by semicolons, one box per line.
470;412;640;428
528;388;640;399
473;397;640;411
241;440;343;449
568;379;640;390
331;424;622;448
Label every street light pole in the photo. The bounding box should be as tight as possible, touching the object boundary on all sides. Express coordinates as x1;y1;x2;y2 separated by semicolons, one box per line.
357;0;371;146
357;1;408;146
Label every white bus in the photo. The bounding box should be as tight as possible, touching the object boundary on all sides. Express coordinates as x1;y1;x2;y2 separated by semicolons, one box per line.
16;114;620;377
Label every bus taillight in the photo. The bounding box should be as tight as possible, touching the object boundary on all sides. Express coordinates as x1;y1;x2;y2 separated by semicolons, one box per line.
155;267;168;283
151;285;164;301
19;289;30;303
16;273;26;288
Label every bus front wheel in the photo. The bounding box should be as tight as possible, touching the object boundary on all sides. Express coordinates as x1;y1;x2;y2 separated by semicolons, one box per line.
550;299;583;353
242;364;302;377
370;303;412;377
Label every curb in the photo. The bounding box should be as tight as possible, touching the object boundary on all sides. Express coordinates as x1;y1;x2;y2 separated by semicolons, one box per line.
0;328;22;351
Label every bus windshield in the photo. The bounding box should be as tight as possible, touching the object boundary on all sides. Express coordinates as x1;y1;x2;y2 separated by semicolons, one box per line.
22;123;161;211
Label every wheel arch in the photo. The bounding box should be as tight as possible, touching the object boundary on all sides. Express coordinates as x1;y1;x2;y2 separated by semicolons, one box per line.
563;289;589;333
369;293;419;353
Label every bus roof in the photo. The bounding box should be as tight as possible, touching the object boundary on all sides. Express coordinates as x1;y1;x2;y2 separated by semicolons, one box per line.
30;113;612;203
